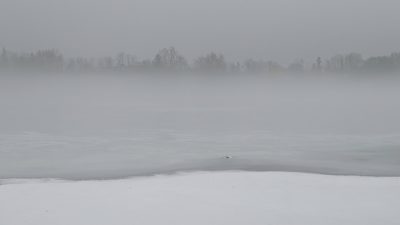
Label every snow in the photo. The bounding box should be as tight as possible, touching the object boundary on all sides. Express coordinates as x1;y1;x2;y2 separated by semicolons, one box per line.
1;171;399;225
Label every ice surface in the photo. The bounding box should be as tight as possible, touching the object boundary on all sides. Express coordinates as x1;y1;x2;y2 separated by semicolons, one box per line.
1;74;400;179
1;131;400;179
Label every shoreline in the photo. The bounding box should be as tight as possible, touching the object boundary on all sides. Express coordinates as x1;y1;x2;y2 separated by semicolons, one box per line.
2;166;400;185
1;171;399;225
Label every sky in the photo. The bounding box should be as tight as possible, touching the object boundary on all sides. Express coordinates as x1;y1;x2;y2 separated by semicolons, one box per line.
0;0;399;63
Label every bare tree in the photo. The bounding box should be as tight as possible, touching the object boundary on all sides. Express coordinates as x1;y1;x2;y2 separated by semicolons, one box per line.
152;47;188;71
194;52;226;73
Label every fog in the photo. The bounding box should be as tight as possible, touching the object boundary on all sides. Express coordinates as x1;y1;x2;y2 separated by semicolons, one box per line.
1;0;400;62
1;0;400;179
1;74;399;179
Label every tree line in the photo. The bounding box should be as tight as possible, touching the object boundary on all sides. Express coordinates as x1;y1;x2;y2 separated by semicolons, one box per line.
1;47;400;74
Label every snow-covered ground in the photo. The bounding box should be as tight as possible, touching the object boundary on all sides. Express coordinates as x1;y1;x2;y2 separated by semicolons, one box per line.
1;75;399;224
1;171;399;225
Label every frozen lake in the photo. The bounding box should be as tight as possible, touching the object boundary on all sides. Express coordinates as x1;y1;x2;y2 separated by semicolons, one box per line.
1;74;400;179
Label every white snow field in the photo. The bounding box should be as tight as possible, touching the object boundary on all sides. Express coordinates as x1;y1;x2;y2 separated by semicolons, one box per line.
1;172;399;225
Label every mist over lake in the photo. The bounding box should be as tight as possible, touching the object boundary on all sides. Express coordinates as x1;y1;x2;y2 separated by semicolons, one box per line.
1;74;399;179
2;1;400;225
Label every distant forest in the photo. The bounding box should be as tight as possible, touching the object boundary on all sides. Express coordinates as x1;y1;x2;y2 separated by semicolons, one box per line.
1;47;400;74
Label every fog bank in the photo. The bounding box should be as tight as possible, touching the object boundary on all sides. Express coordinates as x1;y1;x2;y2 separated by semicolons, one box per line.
0;74;399;179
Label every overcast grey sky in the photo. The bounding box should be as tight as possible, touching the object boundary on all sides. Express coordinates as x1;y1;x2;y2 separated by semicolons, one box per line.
0;0;399;63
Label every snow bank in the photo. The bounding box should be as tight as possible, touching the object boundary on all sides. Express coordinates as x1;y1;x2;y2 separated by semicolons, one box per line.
1;172;399;225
